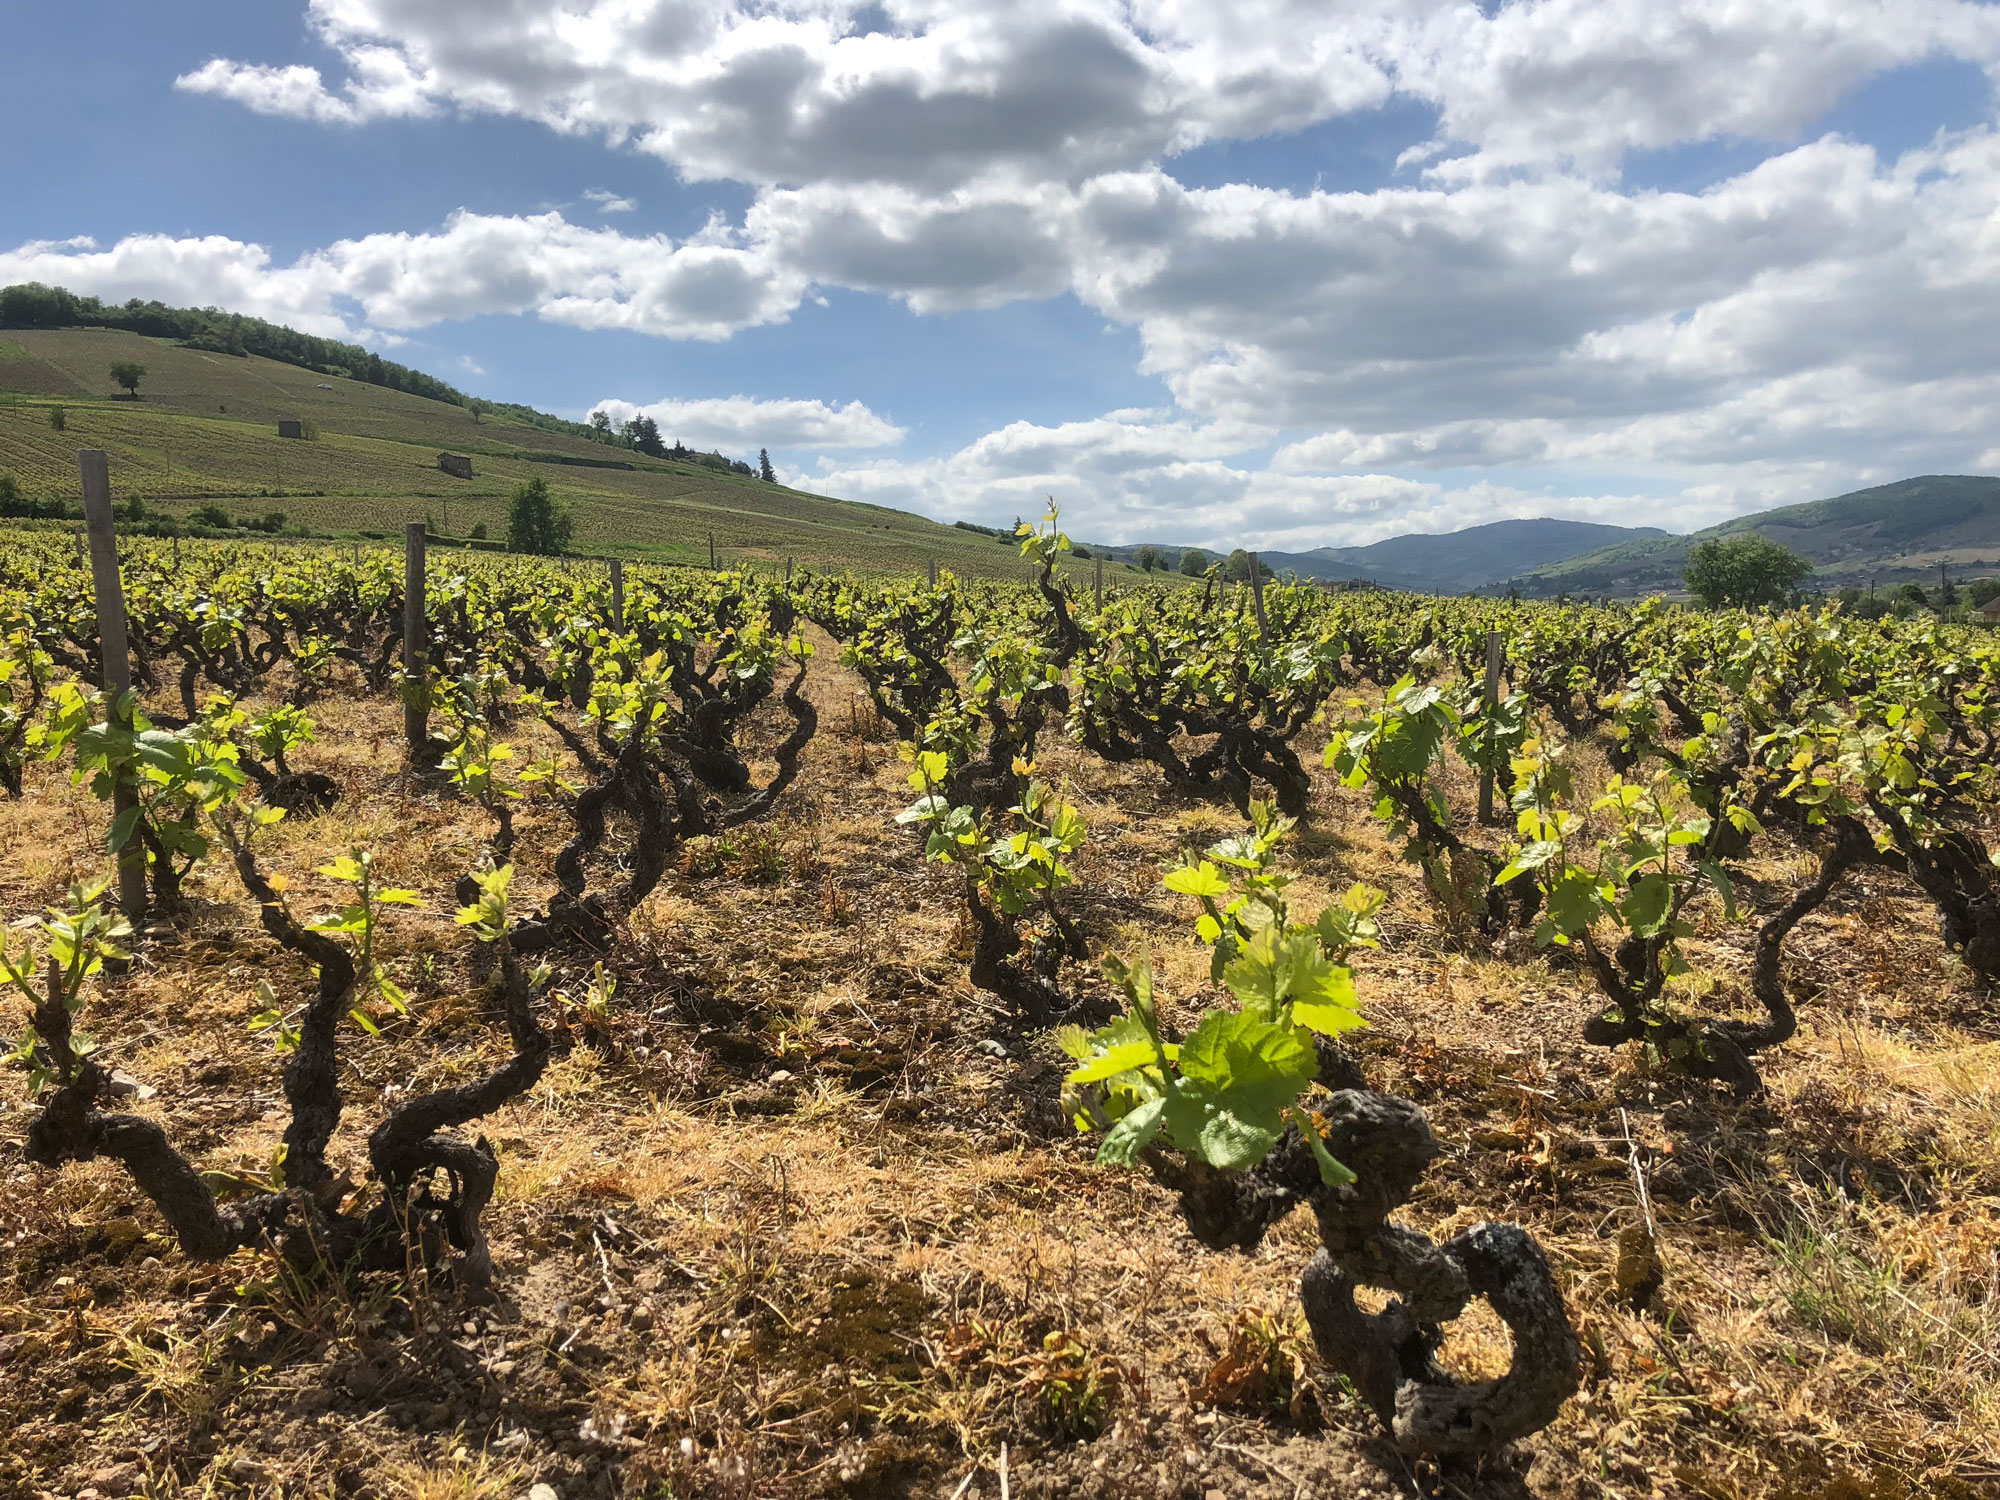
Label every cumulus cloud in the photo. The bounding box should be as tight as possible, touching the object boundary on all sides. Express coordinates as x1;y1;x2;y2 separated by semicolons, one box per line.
805;407;1669;549
590;394;905;451
70;1;2000;542
0;211;804;344
179;1;2000;188
582;189;636;213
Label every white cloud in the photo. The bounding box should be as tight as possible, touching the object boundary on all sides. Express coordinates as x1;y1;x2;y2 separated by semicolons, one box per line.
590;394;905;451
583;189;636;213
804;407;1671;549
48;1;2000;545
0;211;804;344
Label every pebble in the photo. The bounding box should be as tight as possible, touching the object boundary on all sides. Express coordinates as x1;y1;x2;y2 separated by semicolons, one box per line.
767;1069;794;1083
226;1458;271;1485
525;1486;558;1500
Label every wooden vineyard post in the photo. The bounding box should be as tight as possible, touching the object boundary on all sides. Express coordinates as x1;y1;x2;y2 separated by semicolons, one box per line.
1095;554;1104;610
609;558;625;632
403;522;431;766
1249;552;1268;637
928;557;937;588
785;556;792;583
1478;629;1503;824
79;450;148;921
709;532;717;570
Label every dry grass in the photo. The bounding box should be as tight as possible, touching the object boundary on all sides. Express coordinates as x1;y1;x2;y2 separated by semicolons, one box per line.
0;648;1997;1500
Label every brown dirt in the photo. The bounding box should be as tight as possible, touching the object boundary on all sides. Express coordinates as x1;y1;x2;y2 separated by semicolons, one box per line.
1;649;1996;1500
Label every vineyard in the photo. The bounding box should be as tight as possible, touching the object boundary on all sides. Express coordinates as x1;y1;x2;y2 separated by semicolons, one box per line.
0;512;1996;1500
0;330;1061;578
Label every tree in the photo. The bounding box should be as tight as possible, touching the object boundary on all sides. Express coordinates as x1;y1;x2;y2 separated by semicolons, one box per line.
1683;534;1811;608
110;361;145;399
47;406;65;431
758;447;776;483
505;475;573;556
624;415;665;458
1969;578;2000;608
1179;547;1212;577
1223;548;1253;582
588;410;613;442
1134;544;1163;572
468;399;485;425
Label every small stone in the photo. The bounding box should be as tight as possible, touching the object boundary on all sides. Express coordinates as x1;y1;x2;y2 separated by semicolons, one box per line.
627;1305;655;1333
226;1457;270;1485
103;1070;155;1100
524;1486;559;1500
766;1069;794;1084
976;1038;1010;1059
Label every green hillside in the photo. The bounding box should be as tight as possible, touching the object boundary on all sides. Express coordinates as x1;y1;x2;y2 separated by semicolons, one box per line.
1522;475;2000;596
0;327;1066;578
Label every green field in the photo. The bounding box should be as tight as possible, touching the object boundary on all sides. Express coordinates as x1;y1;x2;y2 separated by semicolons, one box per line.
0;328;1093;578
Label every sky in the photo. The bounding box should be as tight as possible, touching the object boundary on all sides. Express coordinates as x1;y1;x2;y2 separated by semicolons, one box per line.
4;1;2000;550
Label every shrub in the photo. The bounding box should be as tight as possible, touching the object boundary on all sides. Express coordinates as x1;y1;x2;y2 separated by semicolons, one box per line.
505;475;573;556
47;406;65;431
192;503;234;529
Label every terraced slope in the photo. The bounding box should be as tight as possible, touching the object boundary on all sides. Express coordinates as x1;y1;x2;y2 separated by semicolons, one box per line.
0;328;1059;578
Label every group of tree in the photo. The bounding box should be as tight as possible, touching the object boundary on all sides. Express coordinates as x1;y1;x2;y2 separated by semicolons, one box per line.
1687;533;2000;620
505;475;573;556
1683;533;1813;608
0;283;466;406
582;410;761;477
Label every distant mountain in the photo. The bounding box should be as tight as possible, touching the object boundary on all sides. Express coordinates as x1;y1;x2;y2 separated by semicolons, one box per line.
1301;518;1667;592
1522;475;2000;596
1099;518;1667;592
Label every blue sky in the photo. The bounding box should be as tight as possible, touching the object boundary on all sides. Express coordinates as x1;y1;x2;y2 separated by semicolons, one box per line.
5;1;2000;548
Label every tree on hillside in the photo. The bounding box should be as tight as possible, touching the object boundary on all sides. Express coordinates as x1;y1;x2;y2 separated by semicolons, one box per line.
1223;548;1254;582
1134;544;1163;572
1970;578;2000;608
1683;534;1811;608
469;399;485;425
109;361;145;400
505;475;573;556
759;448;776;483
1179;547;1212;576
588;410;613;442
624;415;666;458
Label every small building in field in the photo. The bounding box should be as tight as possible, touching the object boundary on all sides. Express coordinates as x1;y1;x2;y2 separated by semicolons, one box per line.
277;419;305;440
437;453;474;479
1982;595;2000;622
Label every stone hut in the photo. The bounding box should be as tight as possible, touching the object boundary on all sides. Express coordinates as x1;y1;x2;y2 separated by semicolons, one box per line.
277;419;304;440
437;453;474;479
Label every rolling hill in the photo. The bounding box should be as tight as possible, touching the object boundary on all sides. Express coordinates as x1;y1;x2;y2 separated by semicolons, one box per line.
1100;518;1668;591
1293;518;1668;592
1521;475;2000;596
0;326;1069;579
